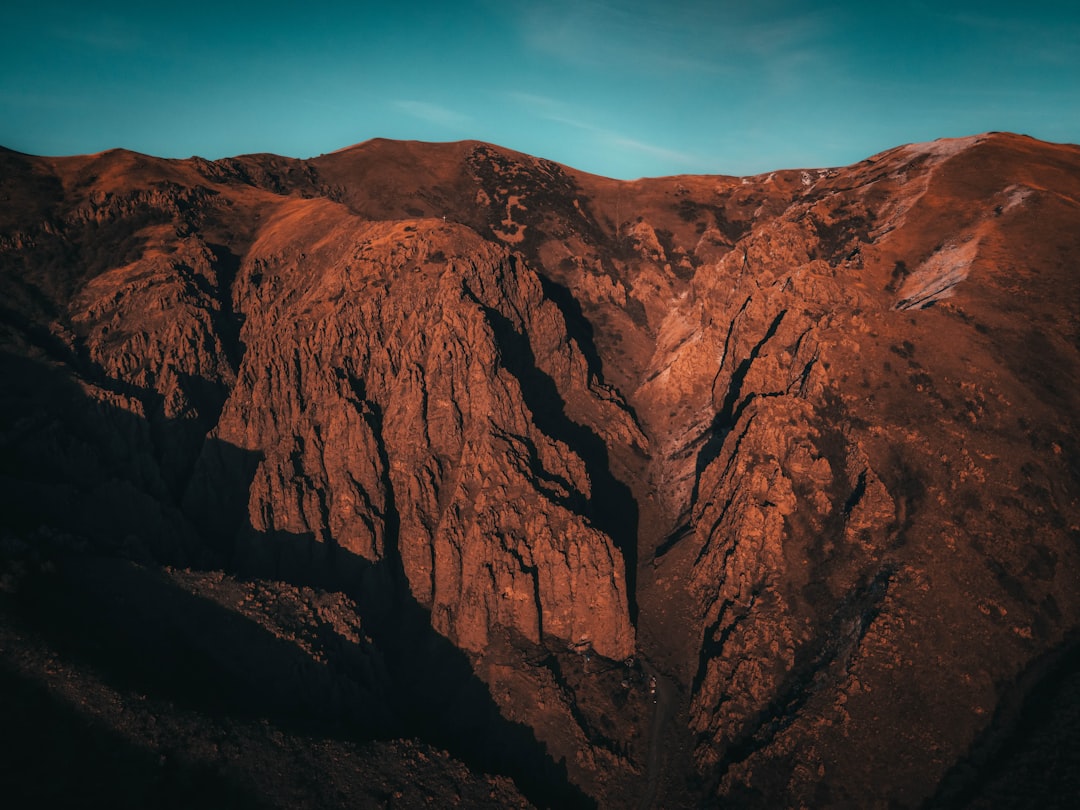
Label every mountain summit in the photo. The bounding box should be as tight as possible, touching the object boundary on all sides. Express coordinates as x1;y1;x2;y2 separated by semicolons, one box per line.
2;132;1079;807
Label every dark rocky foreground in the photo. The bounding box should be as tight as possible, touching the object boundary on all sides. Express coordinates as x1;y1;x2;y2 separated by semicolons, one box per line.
2;132;1079;807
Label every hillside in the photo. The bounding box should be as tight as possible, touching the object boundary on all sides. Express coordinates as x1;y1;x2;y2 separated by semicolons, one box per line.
2;132;1079;808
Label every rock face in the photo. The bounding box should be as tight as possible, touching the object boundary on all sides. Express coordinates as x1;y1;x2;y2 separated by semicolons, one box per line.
2;132;1079;808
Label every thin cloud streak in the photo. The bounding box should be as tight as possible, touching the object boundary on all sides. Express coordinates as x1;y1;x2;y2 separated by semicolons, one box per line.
509;0;839;80
50;18;145;52
950;12;1080;67
512;0;727;75
610;136;699;165
506;91;699;168
392;100;471;129
504;91;598;132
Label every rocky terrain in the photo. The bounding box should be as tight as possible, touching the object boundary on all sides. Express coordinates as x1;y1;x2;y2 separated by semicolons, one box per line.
2;131;1078;808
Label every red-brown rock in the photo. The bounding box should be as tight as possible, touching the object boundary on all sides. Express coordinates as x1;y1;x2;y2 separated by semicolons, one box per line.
2;132;1079;808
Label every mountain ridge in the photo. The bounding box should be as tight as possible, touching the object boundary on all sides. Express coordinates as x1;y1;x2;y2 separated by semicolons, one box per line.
2;130;1079;808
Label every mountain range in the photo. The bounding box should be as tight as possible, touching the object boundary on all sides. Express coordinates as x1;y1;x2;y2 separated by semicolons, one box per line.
1;132;1079;808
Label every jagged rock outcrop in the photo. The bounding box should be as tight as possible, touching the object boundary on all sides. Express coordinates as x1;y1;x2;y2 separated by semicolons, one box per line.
2;132;1079;808
190;210;639;661
638;135;1080;805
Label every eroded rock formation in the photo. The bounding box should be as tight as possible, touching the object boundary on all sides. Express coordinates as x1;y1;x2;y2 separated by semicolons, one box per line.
2;132;1079;808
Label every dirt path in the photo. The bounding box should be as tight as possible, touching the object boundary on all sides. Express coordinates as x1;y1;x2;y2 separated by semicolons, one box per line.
637;658;676;809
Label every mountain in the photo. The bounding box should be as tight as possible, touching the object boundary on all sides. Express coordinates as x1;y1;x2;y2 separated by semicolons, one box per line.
1;132;1079;808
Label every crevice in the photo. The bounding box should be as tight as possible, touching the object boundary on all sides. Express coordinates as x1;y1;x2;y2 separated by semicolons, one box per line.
692;309;787;506
895;280;961;311
707;566;896;786
843;470;868;517
712;295;753;387
652;521;693;561
691;590;760;696
536;271;606;387
493;426;588;515
536;651;637;764
342;373;402;575
503;541;543;640
694;487;749;570
481;304;640;625
689;409;761;571
204;242;247;376
792;354;818;397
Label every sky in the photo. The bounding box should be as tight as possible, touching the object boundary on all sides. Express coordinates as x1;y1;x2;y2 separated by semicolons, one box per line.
2;1;1079;179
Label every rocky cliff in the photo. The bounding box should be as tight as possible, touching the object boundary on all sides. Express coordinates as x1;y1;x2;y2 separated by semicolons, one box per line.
2;132;1079;808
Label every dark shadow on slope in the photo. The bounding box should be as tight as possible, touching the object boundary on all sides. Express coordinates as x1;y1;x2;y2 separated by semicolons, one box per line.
1;352;594;809
0;662;269;810
0;307;235;519
479;303;640;625
0;349;199;563
652;521;693;562
213;387;593;807
700;566;896;800
2;555;396;738
533;271;647;452
924;631;1080;810
203;242;247;375
690;309;787;508
535;272;606;385
228;528;593;808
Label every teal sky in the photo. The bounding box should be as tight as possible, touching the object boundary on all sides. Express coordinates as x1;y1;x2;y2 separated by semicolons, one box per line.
3;1;1079;179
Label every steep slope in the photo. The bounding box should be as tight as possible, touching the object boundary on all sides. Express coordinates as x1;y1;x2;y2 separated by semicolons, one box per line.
644;134;1080;805
2;133;1079;808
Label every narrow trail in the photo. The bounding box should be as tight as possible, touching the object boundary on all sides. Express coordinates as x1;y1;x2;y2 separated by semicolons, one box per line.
637;658;676;810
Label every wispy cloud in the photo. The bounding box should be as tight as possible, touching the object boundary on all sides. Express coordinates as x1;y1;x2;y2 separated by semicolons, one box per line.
490;0;854;117
392;100;471;129
736;10;833;58
510;0;727;75
951;11;1080;67
609;136;697;165
504;92;597;132
504;0;838;80
505;91;698;167
504;92;564;114
51;17;145;52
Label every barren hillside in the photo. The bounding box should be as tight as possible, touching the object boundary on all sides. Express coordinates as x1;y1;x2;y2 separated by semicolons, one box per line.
2;132;1079;808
